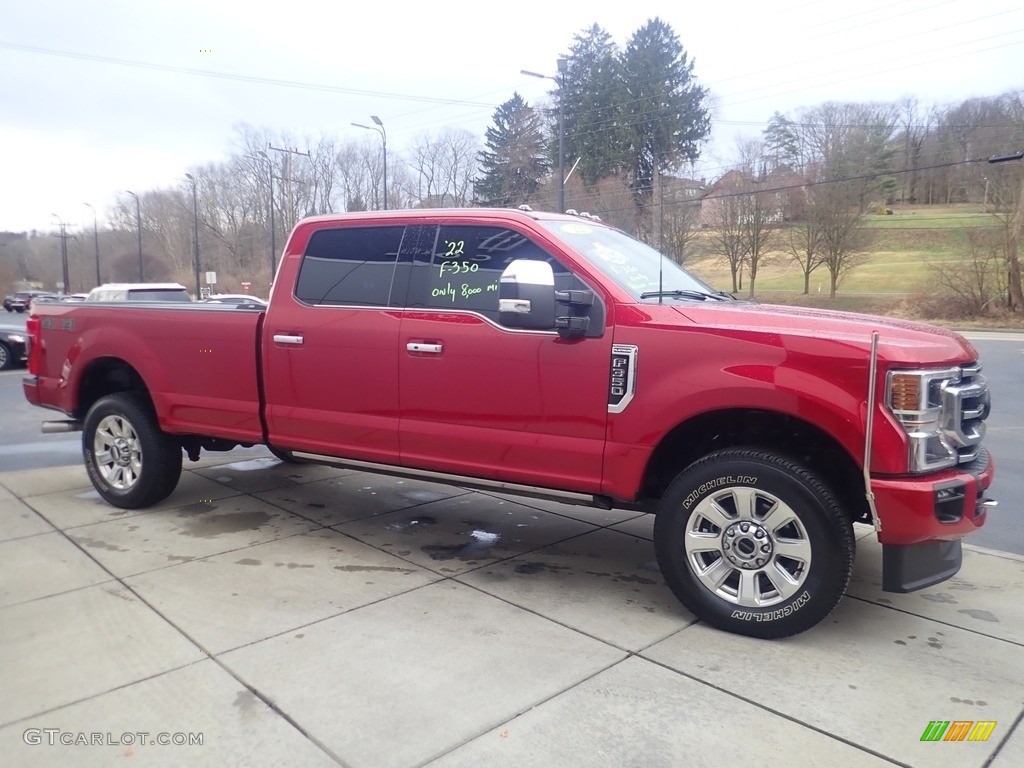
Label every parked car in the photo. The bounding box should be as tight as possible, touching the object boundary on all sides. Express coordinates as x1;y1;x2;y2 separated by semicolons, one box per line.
201;293;268;306
85;283;192;302
3;290;47;312
22;207;996;640
28;294;62;309
0;326;27;370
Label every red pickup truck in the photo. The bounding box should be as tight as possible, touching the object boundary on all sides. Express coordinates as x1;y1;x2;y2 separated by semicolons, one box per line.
23;208;995;639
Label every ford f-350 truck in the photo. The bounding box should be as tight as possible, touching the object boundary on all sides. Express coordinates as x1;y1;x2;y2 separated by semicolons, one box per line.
23;208;995;639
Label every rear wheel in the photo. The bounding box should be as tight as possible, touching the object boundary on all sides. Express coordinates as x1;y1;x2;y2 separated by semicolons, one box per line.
83;393;183;509
0;342;11;371
654;448;854;639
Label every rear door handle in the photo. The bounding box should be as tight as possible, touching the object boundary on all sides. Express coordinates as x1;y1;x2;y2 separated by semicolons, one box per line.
406;342;443;354
273;334;304;345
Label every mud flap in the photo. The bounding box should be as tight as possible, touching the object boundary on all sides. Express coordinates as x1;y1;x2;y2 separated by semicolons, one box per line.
882;539;962;593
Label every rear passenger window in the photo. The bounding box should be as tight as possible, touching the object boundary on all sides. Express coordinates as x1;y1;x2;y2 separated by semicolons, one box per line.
295;226;405;306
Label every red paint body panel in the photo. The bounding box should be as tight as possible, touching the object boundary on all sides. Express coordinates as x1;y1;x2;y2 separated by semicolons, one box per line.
24;208;992;558
398;310;609;492
24;303;262;443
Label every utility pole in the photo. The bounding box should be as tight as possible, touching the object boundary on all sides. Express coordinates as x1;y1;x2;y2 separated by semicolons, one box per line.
50;214;76;294
125;191;143;281
83;203;101;286
185;174;201;298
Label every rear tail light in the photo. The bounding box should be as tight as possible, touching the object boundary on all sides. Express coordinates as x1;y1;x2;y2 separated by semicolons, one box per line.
25;316;41;375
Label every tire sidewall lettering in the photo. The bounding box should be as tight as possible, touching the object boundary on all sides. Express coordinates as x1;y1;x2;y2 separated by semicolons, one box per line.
681;474;759;510
730;590;813;622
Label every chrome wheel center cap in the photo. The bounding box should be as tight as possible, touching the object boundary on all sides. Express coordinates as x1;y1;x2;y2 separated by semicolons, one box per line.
111;437;131;466
722;520;773;569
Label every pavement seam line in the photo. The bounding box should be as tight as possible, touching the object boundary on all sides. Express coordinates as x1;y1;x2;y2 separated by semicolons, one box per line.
17;490;352;766
980;704;1024;768
845;593;1024;649
410;654;633;768
88;545;351;766
637;653;912;767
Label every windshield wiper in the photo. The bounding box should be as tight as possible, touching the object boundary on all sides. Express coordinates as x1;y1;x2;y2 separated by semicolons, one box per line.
640;289;732;301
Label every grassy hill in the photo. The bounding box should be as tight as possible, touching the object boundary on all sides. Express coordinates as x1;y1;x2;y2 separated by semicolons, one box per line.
684;204;1021;326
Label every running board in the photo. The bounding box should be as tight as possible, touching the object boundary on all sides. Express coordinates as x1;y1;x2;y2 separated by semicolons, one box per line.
290;451;616;510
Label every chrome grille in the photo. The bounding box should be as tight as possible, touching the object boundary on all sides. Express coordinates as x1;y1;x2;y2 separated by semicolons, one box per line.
940;363;990;464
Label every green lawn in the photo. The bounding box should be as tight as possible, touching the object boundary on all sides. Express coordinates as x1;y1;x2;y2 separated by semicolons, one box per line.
861;205;1000;230
687;204;1008;297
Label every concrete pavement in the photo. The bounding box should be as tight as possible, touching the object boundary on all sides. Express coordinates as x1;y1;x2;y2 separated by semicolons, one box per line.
0;452;1022;767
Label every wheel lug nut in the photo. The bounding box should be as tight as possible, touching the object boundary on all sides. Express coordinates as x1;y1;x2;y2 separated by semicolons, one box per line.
755;529;765;539
761;544;770;553
740;522;750;533
723;542;730;549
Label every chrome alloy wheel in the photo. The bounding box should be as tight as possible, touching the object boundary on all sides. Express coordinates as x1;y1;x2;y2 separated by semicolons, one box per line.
683;486;813;608
93;414;144;490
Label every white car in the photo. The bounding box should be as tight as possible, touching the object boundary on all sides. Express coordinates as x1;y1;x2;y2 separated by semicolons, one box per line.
201;294;268;306
86;283;192;302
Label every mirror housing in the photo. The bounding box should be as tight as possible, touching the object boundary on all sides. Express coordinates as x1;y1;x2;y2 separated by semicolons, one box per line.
499;259;556;330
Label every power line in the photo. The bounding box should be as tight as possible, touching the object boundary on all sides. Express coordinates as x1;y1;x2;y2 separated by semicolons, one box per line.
0;41;500;109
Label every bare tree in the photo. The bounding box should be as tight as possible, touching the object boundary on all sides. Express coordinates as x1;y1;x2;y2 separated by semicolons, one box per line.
809;180;869;297
931;229;1006;315
785;219;825;294
408;129;478;207
704;172;748;292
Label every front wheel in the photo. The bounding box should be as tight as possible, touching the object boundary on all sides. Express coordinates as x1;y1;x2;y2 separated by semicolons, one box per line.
82;393;183;509
654;448;854;639
0;342;12;371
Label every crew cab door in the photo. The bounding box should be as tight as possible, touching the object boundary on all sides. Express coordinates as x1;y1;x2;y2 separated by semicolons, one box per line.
396;223;611;493
262;225;407;463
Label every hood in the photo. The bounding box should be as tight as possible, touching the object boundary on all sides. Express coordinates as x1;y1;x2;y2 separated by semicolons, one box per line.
668;301;977;366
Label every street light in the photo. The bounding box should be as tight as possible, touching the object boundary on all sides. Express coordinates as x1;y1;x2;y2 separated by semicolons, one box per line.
125;190;143;281
185;174;201;298
352;116;387;210
83;203;101;287
521;57;568;212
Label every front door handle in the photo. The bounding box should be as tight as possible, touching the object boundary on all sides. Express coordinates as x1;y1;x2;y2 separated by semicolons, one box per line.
273;334;304;345
406;342;443;354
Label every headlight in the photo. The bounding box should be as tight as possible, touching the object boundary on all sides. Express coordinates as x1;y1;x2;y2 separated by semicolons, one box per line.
6;334;25;343
887;368;961;473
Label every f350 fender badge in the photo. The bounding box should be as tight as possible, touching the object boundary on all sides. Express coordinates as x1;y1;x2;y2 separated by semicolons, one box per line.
609;344;638;413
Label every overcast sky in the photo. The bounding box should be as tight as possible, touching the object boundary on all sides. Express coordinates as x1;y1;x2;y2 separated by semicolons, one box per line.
1;0;1022;233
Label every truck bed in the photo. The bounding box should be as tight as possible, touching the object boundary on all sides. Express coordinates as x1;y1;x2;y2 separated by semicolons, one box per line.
26;302;265;445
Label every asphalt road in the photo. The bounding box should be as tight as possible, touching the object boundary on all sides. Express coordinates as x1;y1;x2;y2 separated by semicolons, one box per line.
1;313;1020;554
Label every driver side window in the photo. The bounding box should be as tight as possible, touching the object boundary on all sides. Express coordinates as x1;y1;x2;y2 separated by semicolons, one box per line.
410;224;585;326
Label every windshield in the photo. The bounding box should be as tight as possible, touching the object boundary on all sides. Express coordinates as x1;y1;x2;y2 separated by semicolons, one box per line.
538;219;715;301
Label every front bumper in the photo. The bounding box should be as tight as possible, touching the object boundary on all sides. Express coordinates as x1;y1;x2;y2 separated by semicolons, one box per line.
872;448;995;592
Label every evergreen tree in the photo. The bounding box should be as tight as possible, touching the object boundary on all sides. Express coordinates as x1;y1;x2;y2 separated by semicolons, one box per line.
619;19;710;203
559;24;626;186
475;93;550;207
763;111;801;171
